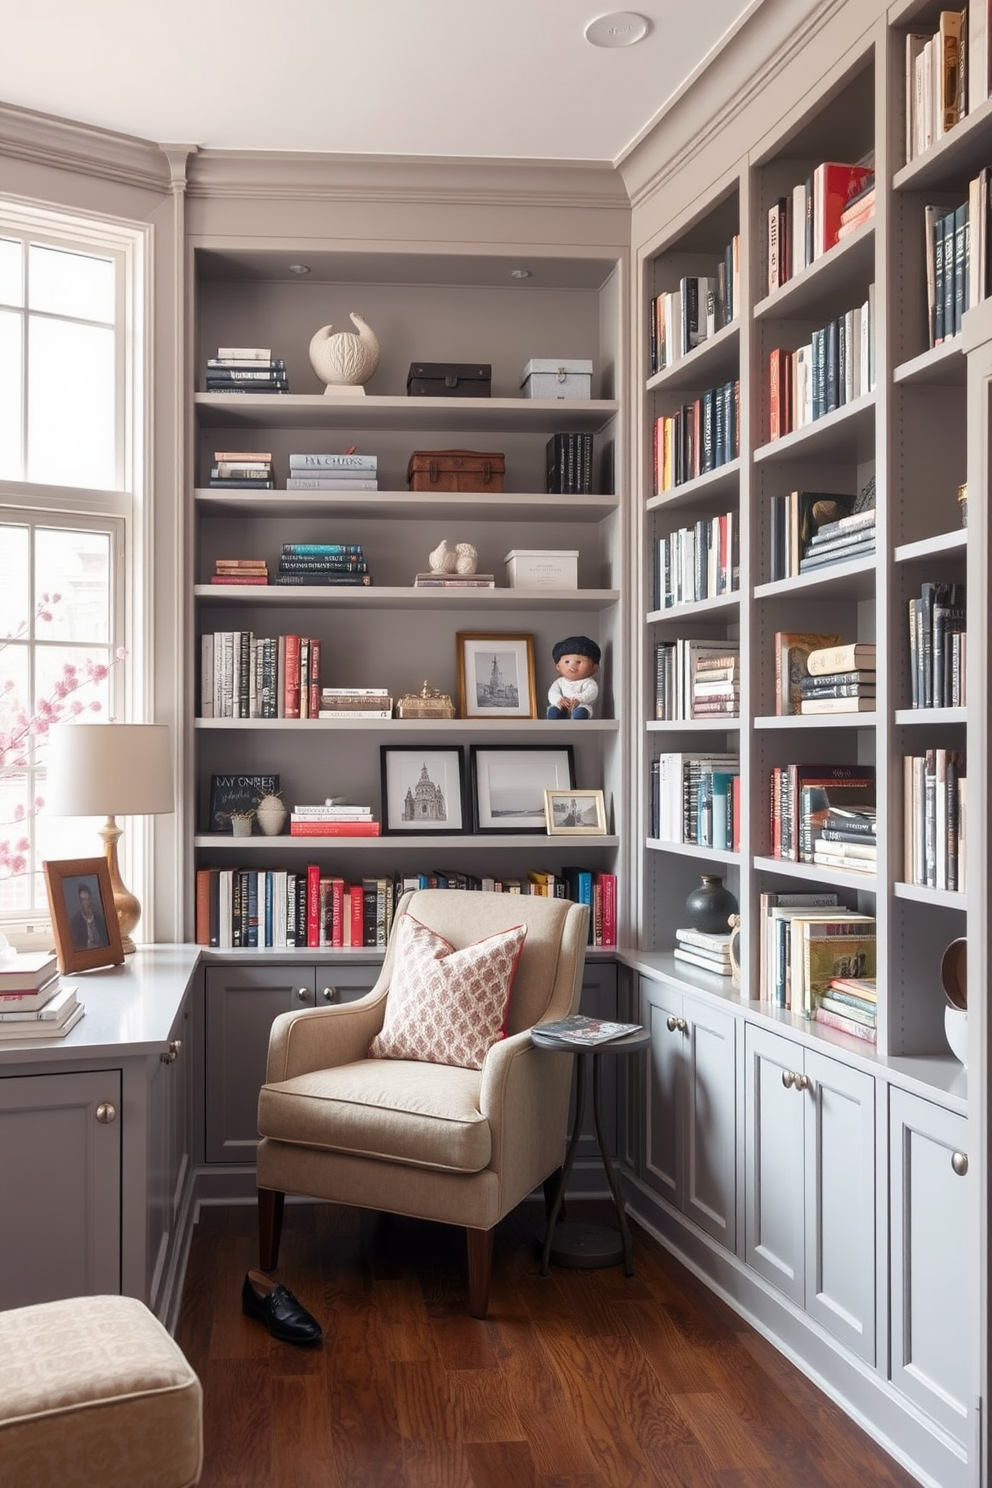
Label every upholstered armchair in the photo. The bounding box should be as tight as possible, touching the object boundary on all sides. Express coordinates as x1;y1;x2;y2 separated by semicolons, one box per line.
255;888;589;1317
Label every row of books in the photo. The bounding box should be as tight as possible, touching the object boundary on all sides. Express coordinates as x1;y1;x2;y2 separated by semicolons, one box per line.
208;451;276;490
649;752;741;850
200;631;324;719
275;542;372;587
286;452;378;491
204;349;289;394
768;489;868;582
545;433;594;495
210;559;269;586
926;199;970;347
654;639;740;721
766;163;875;295
756;890;877;1042
193;866;618;949
651;378;740;493
767;286;876;441
774;632;874;715
0;952;85;1041
903;749;967;892
905;12;967;165
908;580;966;708
655;510;739;610
769;762;876;865
647;238;740;375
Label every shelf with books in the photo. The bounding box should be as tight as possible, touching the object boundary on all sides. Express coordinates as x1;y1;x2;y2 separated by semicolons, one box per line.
754;712;878;730
752;856;878;894
644;458;741;514
754;558;877;602
645;319;740;395
753;389;876;464
753;218;876;323
194;833;621;852
892;89;992;193
195;717;621;735
646;840;739;865
647;720;741;735
194;392;620;435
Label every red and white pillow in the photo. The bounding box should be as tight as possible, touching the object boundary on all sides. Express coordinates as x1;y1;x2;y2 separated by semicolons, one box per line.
368;914;527;1070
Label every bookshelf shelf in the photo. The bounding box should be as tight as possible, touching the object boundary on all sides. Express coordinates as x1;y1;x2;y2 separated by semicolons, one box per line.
753;557;876;601
752;220;875;323
894;530;967;563
894;707;967;726
645;458;740;512
893;882;967;910
893;340;966;387
194;833;621;852
646;719;741;734
646;840;739;865
645;318;739;394
753;391;876;464
751;856;877;893
892;90;992;192
753;712;877;730
647;593;740;624
194;392;620;435
195;585;620;612
195;717;621;735
195;489;621;522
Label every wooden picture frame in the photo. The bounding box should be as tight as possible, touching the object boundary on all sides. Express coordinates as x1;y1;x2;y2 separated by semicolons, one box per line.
544;788;608;835
380;746;466;834
470;744;576;833
43;857;125;974
456;632;537;719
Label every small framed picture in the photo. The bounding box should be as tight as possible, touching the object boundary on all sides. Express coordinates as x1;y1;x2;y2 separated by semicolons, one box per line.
470;745;575;833
43;857;125;974
380;746;466;834
456;632;537;720
545;788;608;835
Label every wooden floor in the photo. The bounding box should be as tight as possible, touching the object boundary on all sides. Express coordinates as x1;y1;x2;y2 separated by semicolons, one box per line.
176;1200;921;1488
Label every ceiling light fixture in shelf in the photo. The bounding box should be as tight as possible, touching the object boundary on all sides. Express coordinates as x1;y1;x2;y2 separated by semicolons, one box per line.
288;263;311;275
584;12;650;48
509;268;532;279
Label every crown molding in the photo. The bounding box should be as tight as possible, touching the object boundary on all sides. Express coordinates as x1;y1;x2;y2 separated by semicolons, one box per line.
0;100;170;193
185;148;630;213
617;0;856;208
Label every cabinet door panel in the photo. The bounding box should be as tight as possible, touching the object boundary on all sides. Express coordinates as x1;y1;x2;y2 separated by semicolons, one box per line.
889;1089;970;1444
804;1049;875;1364
745;1026;803;1304
684;999;737;1249
0;1070;121;1306
642;977;683;1206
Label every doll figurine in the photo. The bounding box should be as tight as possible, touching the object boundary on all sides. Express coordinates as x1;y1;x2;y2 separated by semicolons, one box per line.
547;635;600;719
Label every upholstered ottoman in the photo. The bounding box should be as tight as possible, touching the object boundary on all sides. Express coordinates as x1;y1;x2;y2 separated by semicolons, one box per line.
0;1294;202;1488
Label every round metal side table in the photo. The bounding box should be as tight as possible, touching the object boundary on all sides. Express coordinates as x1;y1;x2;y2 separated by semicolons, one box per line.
532;1026;651;1275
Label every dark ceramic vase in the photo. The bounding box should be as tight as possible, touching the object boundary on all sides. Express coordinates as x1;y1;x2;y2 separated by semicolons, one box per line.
684;874;738;935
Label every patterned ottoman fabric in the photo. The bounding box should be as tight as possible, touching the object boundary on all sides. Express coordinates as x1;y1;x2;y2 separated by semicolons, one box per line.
0;1293;202;1488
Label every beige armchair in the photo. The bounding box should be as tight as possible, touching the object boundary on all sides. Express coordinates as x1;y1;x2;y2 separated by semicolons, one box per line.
255;888;589;1317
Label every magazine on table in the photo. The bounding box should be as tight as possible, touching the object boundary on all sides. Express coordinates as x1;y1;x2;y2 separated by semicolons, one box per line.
531;1014;643;1046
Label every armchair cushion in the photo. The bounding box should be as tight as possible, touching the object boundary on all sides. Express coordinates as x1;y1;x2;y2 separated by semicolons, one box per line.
367;913;526;1070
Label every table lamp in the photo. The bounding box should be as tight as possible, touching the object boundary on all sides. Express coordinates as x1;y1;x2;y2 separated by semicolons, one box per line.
45;722;174;953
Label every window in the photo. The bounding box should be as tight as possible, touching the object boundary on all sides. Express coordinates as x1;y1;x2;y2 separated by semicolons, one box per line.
0;203;144;931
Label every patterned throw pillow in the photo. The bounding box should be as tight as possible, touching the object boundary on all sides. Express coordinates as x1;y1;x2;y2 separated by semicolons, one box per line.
368;914;527;1070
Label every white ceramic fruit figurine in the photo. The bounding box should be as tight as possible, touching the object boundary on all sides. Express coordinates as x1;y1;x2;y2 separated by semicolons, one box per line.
255;794;287;836
308;312;380;395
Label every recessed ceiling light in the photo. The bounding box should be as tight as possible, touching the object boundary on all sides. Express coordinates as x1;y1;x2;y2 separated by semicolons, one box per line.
288;263;311;275
509;268;532;279
585;12;650;48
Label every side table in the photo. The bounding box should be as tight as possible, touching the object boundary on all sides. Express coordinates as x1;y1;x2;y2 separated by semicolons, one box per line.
532;1027;651;1275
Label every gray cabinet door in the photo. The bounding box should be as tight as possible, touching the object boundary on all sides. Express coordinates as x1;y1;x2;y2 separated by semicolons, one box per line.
0;1069;121;1307
145;996;191;1313
642;977;683;1208
745;1025;804;1305
889;1088;970;1445
683;995;737;1250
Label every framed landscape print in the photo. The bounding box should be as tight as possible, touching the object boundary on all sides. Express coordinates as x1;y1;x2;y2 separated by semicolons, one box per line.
545;787;607;835
380;746;466;834
43;856;125;974
469;744;575;833
456;633;537;720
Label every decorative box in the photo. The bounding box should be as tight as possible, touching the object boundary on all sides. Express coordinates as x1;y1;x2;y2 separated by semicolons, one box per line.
520;358;593;400
407;449;505;493
395;681;457;719
504;549;579;589
406;363;492;397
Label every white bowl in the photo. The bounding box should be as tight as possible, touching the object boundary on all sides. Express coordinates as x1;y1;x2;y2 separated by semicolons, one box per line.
944;1005;968;1067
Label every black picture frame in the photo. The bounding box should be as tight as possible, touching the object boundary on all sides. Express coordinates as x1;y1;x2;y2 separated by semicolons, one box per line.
469;744;576;833
208;773;279;834
380;746;466;834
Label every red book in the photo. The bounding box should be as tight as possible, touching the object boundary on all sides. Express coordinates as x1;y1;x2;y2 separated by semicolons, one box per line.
309;638;322;719
768;348;788;441
598;872;617;948
209;575;268;585
306;864;321;949
349;884;365;947
284;635;301;719
813;163;874;259
195;868;212;946
331;877;345;947
290;820;381;837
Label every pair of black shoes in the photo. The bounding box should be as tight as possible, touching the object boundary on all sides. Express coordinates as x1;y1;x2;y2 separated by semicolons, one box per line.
242;1269;323;1346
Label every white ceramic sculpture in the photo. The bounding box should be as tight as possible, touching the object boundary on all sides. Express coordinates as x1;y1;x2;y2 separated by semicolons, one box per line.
428;539;457;573
308;312;380;396
454;543;478;574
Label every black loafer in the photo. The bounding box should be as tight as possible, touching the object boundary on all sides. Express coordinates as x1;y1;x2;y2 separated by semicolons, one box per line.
242;1269;323;1346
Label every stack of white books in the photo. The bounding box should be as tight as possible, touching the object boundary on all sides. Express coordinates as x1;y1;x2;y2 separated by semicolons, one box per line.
0;952;84;1038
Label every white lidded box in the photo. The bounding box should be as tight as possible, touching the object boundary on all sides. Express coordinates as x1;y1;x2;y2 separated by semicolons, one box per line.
520;358;593;400
504;549;579;589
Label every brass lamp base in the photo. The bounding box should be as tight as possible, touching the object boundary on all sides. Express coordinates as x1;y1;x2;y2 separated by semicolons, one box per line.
99;815;140;955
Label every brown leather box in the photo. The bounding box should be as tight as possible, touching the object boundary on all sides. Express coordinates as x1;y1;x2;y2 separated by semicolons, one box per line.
406;363;492;397
407;449;505;493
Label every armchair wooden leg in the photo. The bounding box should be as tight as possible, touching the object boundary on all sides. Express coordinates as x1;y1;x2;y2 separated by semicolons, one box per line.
466;1227;494;1319
258;1187;285;1271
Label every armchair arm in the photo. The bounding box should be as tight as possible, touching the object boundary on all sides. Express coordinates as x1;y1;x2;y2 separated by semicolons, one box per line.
479;1030;575;1206
265;986;389;1083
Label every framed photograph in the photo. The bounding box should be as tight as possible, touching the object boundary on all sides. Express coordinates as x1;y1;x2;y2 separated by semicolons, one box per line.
380;746;466;834
470;745;575;833
456;632;537;720
545;788;608;835
43;857;125;974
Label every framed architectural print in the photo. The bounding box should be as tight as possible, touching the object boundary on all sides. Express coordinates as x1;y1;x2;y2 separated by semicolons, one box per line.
43;856;125;974
469;744;575;833
545;787;608;835
380;746;466;834
456;633;537;720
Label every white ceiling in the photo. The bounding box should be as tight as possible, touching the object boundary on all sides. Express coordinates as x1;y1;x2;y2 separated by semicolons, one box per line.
0;1;757;163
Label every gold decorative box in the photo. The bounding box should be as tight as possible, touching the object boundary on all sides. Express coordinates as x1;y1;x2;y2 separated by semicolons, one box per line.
395;680;457;719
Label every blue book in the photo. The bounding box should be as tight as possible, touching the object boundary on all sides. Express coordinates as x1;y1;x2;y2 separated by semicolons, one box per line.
263;871;273;948
562;867;594;943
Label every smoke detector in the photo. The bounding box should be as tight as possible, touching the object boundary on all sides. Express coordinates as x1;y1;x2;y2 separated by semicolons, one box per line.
584;12;650;48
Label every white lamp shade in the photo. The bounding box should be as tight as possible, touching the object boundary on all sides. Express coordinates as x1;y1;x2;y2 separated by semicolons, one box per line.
45;723;174;817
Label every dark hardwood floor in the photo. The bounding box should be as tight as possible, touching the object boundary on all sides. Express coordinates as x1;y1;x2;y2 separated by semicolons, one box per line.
176;1200;920;1488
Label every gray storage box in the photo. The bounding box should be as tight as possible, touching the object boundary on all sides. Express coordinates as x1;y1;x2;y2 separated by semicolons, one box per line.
520;358;593;400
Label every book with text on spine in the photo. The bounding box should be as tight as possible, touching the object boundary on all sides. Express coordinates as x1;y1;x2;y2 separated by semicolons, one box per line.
289;819;381;836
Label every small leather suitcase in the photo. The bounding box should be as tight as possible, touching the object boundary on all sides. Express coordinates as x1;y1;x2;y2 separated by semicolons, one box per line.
407;449;505;493
406;362;492;397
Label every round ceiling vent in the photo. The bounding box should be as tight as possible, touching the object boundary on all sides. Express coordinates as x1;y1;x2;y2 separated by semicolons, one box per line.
584;12;650;48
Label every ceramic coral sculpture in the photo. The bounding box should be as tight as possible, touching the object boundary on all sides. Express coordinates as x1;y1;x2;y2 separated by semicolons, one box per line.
308;312;380;395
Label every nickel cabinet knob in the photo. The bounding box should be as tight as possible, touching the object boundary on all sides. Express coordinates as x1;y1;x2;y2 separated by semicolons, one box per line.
322;986;336;1002
298;987;310;1002
96;1102;117;1124
952;1151;969;1177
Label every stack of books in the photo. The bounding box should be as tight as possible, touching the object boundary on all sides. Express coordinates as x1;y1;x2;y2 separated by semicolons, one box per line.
274;543;373;587
285;452;378;490
904;747;967;890
208;451;275;490
768;490;854;581
799;639;877;714
0;953;84;1040
289;801;380;837
413;571;495;588
317;688;393;719
210;558;268;586
836;178;876;240
813;975;878;1044
810;802;878;872
545;433;594;494
673;927;734;977
205;349;288;394
770;762;876;863
799;503;876;576
766;163;874;293
908;580;966;707
654;638;740;720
